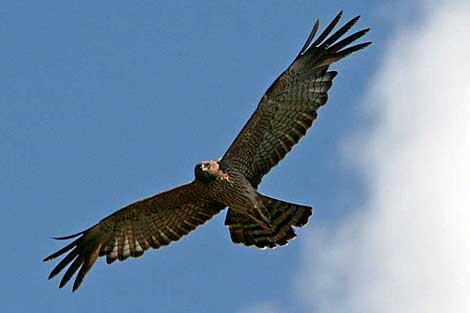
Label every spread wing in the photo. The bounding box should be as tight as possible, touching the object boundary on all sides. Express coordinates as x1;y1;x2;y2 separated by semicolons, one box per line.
43;181;225;291
220;12;371;187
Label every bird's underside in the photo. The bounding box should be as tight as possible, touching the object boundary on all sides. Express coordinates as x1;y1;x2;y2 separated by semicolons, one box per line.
44;11;371;291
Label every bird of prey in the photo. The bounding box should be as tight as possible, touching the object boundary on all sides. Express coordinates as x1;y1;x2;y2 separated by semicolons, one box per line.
44;11;370;291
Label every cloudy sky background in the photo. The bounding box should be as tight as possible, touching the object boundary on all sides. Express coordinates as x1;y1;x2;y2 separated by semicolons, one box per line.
296;1;470;313
1;1;468;313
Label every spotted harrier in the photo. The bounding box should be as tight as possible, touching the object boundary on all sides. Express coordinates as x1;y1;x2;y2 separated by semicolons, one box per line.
44;11;370;291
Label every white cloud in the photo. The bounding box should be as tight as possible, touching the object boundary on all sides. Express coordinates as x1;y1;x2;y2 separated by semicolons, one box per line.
297;1;470;313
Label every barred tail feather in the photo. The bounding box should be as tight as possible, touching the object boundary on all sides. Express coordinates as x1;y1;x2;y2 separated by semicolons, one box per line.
225;195;312;249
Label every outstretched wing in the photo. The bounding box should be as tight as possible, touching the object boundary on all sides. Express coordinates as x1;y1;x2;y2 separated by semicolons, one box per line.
44;182;225;291
220;12;371;187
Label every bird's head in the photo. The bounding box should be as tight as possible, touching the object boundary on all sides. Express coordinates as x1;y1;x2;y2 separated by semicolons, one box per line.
194;160;220;182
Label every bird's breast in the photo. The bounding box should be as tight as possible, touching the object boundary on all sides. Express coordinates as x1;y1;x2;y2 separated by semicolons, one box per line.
207;170;258;210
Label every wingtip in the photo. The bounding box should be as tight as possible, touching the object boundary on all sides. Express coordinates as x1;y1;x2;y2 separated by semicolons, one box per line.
313;19;320;34
48;271;56;280
72;274;86;292
51;232;84;241
296;18;321;58
72;283;80;292
350;15;361;27
359;41;373;49
59;277;68;289
311;10;345;47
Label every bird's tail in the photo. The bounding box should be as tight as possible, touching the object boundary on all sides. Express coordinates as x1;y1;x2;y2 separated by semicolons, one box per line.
225;194;312;249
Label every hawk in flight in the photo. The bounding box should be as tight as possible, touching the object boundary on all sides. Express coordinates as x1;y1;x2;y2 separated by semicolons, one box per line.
44;11;370;291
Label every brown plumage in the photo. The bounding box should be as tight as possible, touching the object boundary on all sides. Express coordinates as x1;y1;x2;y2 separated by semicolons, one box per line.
44;11;371;291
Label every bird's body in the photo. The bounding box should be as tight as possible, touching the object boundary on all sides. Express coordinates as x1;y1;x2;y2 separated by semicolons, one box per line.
44;11;371;291
196;161;260;217
195;160;273;232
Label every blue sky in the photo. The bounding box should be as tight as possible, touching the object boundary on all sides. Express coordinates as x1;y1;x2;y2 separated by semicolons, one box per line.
3;1;468;313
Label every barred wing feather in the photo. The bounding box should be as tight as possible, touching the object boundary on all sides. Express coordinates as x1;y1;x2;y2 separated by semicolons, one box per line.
220;11;371;187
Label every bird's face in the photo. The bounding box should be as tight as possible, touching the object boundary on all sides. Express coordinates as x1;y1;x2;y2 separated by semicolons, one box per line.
194;160;219;182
